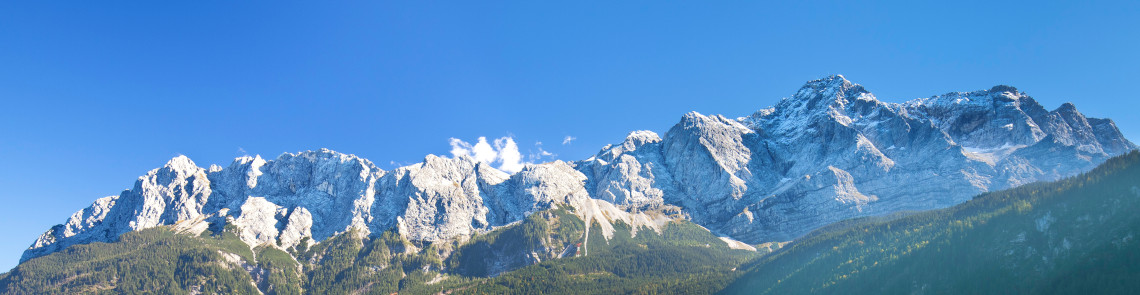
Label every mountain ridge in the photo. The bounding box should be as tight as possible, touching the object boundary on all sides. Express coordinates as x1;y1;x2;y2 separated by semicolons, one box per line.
22;75;1135;271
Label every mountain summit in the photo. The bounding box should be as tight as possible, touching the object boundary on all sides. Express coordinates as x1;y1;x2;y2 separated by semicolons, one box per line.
23;76;1134;267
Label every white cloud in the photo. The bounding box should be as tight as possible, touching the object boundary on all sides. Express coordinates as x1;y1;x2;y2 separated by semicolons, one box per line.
535;142;554;156
526;142;556;162
448;136;531;174
449;137;498;164
494;137;524;173
448;138;472;158
562;136;576;145
471;137;497;164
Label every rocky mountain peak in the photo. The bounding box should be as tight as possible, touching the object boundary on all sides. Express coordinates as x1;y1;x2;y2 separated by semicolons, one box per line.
790;75;872;106
623;130;661;147
1055;102;1079;113
910;84;1038;111
163;155;200;172
152;155;207;185
741;76;887;140
988;84;1019;94
589;130;663;162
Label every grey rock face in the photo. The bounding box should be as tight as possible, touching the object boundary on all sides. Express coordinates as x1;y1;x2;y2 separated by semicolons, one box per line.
387;154;495;242
279;207;313;249
23;156;213;261
231;197;289;247
24;75;1136;263
23;151;664;262
587;75;1134;242
206;151;384;242
576;131;676;210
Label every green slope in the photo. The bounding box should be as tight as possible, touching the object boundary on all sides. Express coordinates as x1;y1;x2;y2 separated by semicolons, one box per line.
448;219;759;294
0;222;467;294
722;150;1140;294
1;207;759;294
0;228;260;294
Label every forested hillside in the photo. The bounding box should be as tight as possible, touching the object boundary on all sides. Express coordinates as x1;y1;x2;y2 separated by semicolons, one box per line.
450;220;759;294
0;208;758;294
722;151;1140;294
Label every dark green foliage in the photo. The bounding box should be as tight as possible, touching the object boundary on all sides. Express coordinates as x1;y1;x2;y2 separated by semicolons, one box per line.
0;202;760;294
0;226;467;295
293;229;471;295
298;230;365;294
0;228;259;294
255;246;303;295
722;150;1140;294
448;218;760;294
447;209;585;277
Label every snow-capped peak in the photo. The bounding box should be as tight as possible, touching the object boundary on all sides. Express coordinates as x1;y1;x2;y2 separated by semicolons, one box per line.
790;75;872;105
161;155;203;176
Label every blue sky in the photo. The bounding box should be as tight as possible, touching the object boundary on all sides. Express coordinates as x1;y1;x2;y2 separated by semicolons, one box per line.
2;1;1139;270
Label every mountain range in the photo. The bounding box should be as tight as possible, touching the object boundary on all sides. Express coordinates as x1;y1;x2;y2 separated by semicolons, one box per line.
9;75;1135;294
